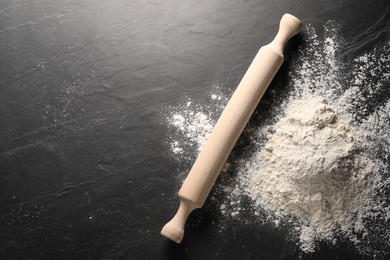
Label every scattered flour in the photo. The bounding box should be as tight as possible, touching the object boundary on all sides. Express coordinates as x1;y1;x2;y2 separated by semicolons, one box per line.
163;23;390;258
170;112;213;153
166;90;228;156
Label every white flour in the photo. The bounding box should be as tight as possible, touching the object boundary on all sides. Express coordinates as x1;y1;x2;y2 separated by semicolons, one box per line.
166;91;227;156
163;24;390;258
239;95;379;252
170;112;213;154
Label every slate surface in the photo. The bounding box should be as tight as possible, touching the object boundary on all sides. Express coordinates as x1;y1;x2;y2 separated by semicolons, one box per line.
0;0;389;259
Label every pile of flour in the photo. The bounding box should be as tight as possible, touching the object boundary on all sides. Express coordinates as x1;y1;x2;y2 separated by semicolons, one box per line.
163;23;390;257
239;95;380;252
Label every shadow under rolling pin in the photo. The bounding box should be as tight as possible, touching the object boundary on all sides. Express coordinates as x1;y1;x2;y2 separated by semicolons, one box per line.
161;13;302;243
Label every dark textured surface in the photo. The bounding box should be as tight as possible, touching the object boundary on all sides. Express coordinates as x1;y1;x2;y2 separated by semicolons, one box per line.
0;0;389;259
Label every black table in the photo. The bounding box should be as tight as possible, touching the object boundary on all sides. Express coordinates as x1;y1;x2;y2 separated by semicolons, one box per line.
1;0;389;259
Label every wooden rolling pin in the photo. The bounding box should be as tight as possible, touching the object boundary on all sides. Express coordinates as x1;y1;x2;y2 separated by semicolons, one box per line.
161;13;302;243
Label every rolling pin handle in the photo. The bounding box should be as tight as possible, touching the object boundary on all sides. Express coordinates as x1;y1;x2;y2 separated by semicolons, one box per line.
272;14;302;51
161;198;197;243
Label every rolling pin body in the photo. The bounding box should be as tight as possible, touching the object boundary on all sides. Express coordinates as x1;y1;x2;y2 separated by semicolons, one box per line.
161;14;302;243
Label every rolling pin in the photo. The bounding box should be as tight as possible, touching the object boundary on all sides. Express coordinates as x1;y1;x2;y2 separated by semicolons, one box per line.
161;13;302;243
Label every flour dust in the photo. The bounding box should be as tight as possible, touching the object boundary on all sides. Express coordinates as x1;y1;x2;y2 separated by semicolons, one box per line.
162;23;390;258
